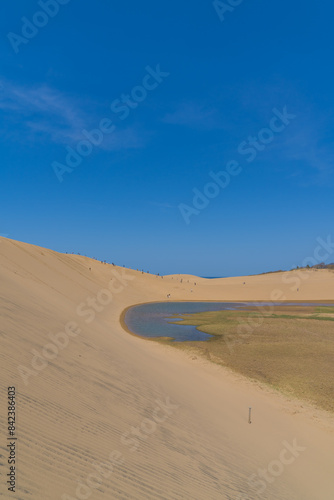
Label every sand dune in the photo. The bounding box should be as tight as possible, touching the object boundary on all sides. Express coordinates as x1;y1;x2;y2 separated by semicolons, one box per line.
0;236;333;499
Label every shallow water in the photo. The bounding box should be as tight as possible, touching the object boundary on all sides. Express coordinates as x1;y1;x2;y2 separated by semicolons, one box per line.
124;301;334;342
125;302;244;341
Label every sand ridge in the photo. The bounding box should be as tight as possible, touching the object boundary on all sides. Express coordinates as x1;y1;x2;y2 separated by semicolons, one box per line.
0;236;334;499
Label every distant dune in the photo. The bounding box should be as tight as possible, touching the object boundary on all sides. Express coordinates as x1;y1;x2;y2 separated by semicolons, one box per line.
1;236;334;499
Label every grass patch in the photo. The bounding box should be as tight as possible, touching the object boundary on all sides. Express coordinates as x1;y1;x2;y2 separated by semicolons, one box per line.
165;306;334;413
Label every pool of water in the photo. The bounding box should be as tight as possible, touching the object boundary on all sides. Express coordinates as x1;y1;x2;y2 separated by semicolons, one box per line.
124;302;246;341
124;301;334;342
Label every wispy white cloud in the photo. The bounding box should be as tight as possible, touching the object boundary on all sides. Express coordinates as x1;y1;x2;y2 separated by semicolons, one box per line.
149;201;175;209
283;116;334;184
233;77;334;182
0;79;85;141
162;102;221;130
103;126;149;151
0;79;146;151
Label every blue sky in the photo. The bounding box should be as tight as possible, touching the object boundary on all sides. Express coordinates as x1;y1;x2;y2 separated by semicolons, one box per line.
1;0;334;276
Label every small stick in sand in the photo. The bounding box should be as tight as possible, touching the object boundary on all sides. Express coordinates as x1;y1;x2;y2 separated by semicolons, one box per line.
248;407;252;424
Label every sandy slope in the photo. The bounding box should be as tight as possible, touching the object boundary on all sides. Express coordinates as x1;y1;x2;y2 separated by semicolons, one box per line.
0;236;333;500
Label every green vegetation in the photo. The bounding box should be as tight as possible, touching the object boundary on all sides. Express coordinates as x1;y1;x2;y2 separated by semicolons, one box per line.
160;306;334;413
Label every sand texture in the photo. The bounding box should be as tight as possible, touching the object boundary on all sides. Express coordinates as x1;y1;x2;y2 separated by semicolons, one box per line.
0;236;334;499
